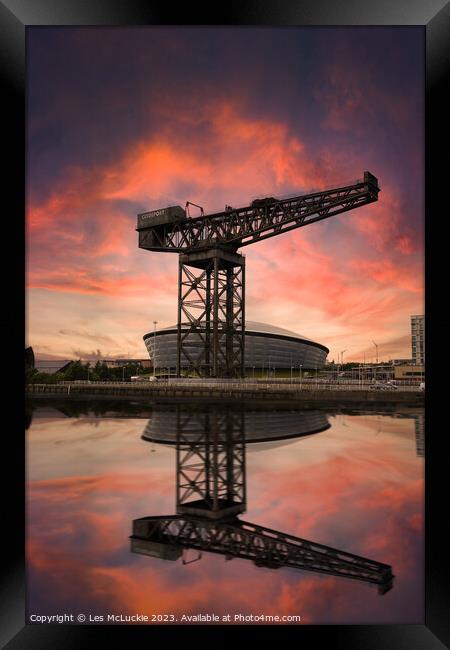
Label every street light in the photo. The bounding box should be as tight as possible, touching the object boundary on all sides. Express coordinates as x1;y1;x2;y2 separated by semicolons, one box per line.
372;341;378;382
299;364;303;388
340;350;347;380
153;321;158;378
372;340;378;364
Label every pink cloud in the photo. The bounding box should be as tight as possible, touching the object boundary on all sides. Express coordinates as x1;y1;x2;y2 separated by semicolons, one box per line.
350;258;422;295
27;99;423;359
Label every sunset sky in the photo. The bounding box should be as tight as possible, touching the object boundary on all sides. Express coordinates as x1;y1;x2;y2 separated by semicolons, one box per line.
26;27;424;363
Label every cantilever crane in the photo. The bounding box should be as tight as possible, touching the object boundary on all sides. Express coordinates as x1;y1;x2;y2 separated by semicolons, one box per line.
137;171;380;377
130;406;394;594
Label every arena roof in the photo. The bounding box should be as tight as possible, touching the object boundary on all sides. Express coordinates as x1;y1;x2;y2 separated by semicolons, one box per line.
148;321;312;340
144;321;328;353
243;321;315;342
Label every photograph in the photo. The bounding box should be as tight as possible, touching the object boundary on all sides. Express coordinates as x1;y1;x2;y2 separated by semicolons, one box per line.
0;0;444;643
24;24;426;628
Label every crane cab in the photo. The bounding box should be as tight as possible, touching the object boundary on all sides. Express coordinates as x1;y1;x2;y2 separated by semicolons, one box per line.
136;205;187;250
136;205;186;230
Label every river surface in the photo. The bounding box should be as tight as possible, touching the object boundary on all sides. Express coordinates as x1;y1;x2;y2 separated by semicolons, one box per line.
26;400;424;625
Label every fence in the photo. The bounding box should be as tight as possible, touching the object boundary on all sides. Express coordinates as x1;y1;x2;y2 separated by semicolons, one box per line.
26;380;423;395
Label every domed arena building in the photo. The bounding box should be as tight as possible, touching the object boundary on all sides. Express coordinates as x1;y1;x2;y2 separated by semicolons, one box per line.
143;321;328;374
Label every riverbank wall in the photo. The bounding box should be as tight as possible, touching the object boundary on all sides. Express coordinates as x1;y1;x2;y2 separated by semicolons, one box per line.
26;383;424;407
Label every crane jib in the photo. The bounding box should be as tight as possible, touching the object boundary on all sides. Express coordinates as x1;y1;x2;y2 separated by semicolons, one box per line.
137;172;379;252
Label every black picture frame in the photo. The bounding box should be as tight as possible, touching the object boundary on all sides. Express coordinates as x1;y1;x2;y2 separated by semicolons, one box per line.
2;1;448;647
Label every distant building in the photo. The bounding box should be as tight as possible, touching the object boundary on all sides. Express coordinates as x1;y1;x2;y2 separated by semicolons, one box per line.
97;359;151;369
411;315;425;365
394;364;424;380
35;359;73;374
33;357;151;373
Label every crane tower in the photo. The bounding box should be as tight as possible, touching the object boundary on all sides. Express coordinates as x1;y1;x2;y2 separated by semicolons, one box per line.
137;171;380;378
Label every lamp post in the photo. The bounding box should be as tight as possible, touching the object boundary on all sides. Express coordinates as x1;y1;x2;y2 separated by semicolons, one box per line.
299;364;303;389
340;350;347;381
372;340;378;363
372;341;378;382
153;321;158;379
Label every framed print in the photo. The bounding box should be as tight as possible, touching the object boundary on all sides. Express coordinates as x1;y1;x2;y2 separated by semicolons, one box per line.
2;0;448;647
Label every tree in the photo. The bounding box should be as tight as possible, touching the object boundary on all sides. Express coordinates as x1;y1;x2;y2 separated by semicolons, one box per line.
63;360;86;381
98;361;111;381
32;372;53;383
26;366;38;383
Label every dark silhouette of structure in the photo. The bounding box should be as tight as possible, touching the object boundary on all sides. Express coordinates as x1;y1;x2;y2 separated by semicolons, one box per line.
137;172;380;378
130;405;393;594
414;412;425;457
141;405;330;445
25;346;35;370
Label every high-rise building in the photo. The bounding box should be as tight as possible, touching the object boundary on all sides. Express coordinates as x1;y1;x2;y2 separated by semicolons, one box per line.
411;315;425;366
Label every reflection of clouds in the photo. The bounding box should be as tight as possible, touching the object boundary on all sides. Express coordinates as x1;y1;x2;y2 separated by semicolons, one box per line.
245;414;419;475
27;411;424;623
27;417;173;481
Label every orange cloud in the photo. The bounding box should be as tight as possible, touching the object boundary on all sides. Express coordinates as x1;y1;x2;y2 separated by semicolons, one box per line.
27;99;423;361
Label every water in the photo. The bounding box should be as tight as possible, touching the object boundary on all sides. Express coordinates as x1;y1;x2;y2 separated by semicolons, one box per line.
26;400;424;625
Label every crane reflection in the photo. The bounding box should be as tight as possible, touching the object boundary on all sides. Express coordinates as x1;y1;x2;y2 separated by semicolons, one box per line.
130;405;394;593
